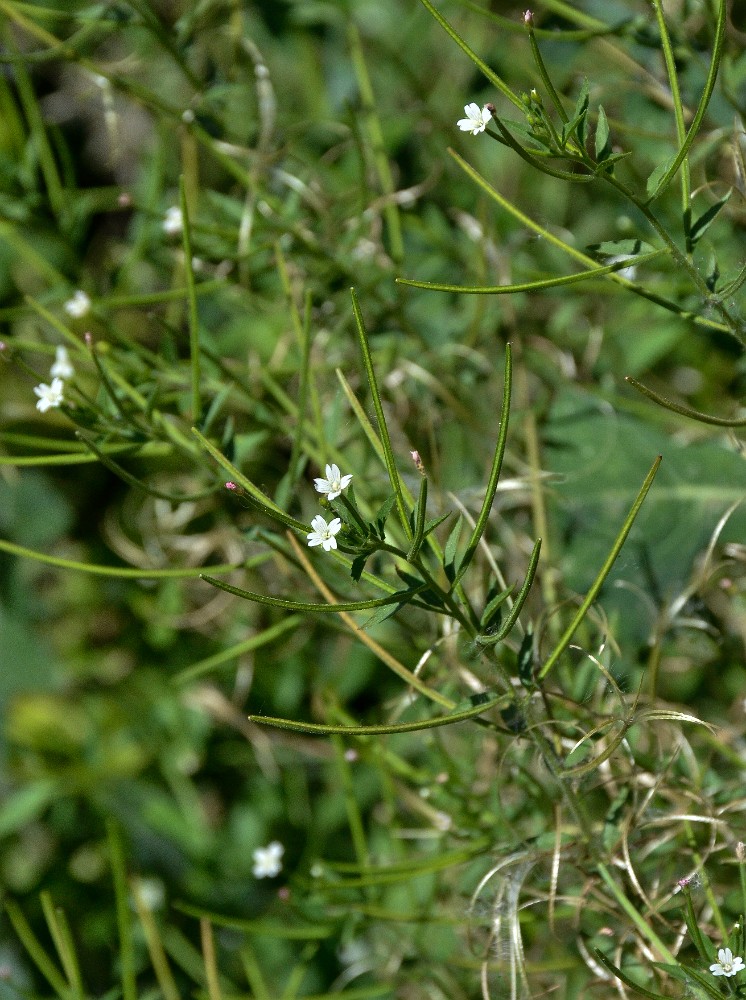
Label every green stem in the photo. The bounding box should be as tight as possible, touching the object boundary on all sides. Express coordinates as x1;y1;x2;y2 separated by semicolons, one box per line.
351;289;412;540
597;862;677;963
644;0;726;205
448;150;731;336
651;0;690;225
526;21;569;124
179;175;202;424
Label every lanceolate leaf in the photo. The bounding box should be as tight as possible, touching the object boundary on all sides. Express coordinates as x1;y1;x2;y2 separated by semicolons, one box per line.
443;514;463;582
594;104;611;161
688;189;732;248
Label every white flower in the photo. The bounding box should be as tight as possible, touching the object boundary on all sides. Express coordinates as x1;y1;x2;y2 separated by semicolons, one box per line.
252;841;284;878
307;514;342;551
710;948;745;977
163;206;183;235
457;103;492;136
63;290;91;318
50;346;75;380
314;463;353;500
33;377;65;413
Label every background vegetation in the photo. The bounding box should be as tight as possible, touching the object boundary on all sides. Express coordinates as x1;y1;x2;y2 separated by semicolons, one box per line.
0;0;745;997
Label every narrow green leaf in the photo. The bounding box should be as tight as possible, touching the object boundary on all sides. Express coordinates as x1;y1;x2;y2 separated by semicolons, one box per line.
394;567;443;608
77;434;213;502
350;289;411;539
373;492;397;538
594;104;610;161
406;476;428;561
4;901;71;999
0;535;243;578
350;554;369;583
492;115;594;183
516;627;535;684
593;950;672;1000
645;0;726;203
360;601;405;630
107;821;137;1000
422;511;452;538
191;427;308;531
500;117;555;152
443;514;463;582
480;584;514;630
626;376;746;427
592;150;630;173
200;575;427;613
659;964;724;1000
179;175;201;425
476;538;541;646
565;76;589;147
397;250;663;295
173;617;302;685
249;694;505;736
646;154;677;199
680;883;712;963
452;345;512;588
688;189;732;248
40;894;84;1000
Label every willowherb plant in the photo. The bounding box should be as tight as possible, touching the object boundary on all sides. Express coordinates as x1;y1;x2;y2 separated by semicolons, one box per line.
2;0;746;998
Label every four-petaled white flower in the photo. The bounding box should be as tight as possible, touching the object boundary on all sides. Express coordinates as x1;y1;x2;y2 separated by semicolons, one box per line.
34;377;65;413
50;345;75;380
163;206;183;235
314;463;353;500
710;948;745;977
63;290;91;318
252;841;284;879
307;514;342;551
457;103;492;136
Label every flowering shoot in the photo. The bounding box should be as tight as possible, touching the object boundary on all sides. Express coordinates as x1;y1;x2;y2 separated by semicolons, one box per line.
710;948;745;977
252;841;284;878
457;103;492;136
307;514;342;551
314;463;353;500
34;377;65;413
